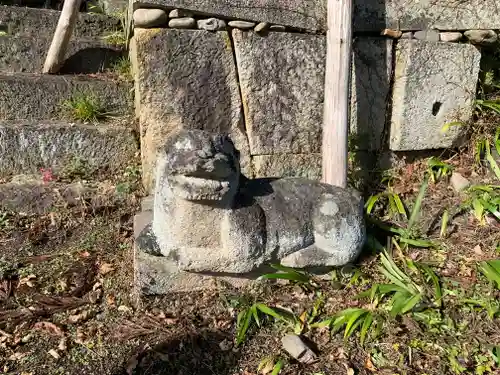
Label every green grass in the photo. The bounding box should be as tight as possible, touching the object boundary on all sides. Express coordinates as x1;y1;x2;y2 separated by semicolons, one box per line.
110;56;132;81
61;92;110;122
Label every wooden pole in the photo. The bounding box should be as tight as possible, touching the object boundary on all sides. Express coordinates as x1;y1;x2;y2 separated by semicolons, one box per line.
321;0;353;188
43;0;82;74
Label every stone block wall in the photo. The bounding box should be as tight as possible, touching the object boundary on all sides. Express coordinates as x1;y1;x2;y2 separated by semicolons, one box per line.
130;0;498;191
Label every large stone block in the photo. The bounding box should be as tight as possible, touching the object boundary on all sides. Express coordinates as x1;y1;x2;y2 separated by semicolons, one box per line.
233;32;391;155
0;5;122;38
0;122;138;176
0;35;124;74
390;40;481;151
233;30;324;155
131;28;250;192
131;0;326;32
252;154;321;180
354;0;500;32
350;38;392;151
0;74;132;121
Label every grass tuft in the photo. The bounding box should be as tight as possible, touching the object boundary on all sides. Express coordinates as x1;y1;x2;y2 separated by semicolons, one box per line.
61;92;110;122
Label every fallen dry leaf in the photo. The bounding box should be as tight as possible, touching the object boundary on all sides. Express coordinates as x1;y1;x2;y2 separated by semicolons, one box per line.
118;305;133;313
80;251;91;258
473;244;483;256
365;356;376;371
106;294;116;306
48;349;60;359
18;275;36;287
99;263;115;275
8;351;27;361
33;321;64;337
74;327;85;344
58;338;67;351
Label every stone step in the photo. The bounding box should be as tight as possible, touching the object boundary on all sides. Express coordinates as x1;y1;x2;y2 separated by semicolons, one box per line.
0;73;132;121
0;34;124;73
0;179;139;215
0;5;122;39
0;121;138;178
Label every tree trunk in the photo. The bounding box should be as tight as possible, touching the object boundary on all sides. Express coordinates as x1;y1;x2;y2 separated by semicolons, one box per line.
43;0;82;74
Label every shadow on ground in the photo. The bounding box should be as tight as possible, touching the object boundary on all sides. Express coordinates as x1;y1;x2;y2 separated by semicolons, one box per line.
114;330;240;375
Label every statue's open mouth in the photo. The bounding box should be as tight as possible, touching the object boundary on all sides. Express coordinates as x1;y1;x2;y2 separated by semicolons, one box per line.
169;174;234;201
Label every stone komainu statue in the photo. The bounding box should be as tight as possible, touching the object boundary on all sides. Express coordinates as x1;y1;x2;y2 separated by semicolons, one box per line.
147;129;366;274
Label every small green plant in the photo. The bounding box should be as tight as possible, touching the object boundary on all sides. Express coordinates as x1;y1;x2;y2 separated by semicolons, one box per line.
102;10;130;46
427;157;453;183
111;56;132;81
368;251;442;314
60;156;92;180
116;165;142;194
478;259;500;289
258;264;317;291
312;307;380;345
475;99;500;115
462;298;499;320
369;173;434;248
365;173;407;221
475;131;500;180
236;302;299;345
0;211;10;230
62;92;110;122
462;185;500;224
257;356;284;375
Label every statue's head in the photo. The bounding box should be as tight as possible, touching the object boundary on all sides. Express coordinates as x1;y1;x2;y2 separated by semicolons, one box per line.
158;129;240;203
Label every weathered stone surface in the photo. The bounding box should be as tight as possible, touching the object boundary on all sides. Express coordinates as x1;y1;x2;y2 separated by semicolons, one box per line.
233;32;391;154
168;17;196;28
381;29;402;39
0;74;132;120
0;5;121;38
0;35;124;73
440;32;462;43
0;180;137;215
0;122;137;176
233;30;324;155
354;0;500;32
450;172;470;192
197;18;226;31
99;0;129;14
414;30;439;42
131;29;250;192
281;335;317;364
401;32;413;39
132;0;326;31
134;210;249;295
350;38;393;151
390;40;481;151
149;130;365;273
168;8;193;18
464;30;498;45
269;24;286;32
254;22;270;33
228;20;255;29
252;154;321;180
133;8;168;28
130;0;499;32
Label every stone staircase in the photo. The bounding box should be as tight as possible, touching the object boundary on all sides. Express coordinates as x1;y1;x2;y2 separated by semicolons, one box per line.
0;4;138;214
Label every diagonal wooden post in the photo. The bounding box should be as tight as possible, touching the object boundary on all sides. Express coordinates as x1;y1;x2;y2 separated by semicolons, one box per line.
43;0;82;74
322;0;353;188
